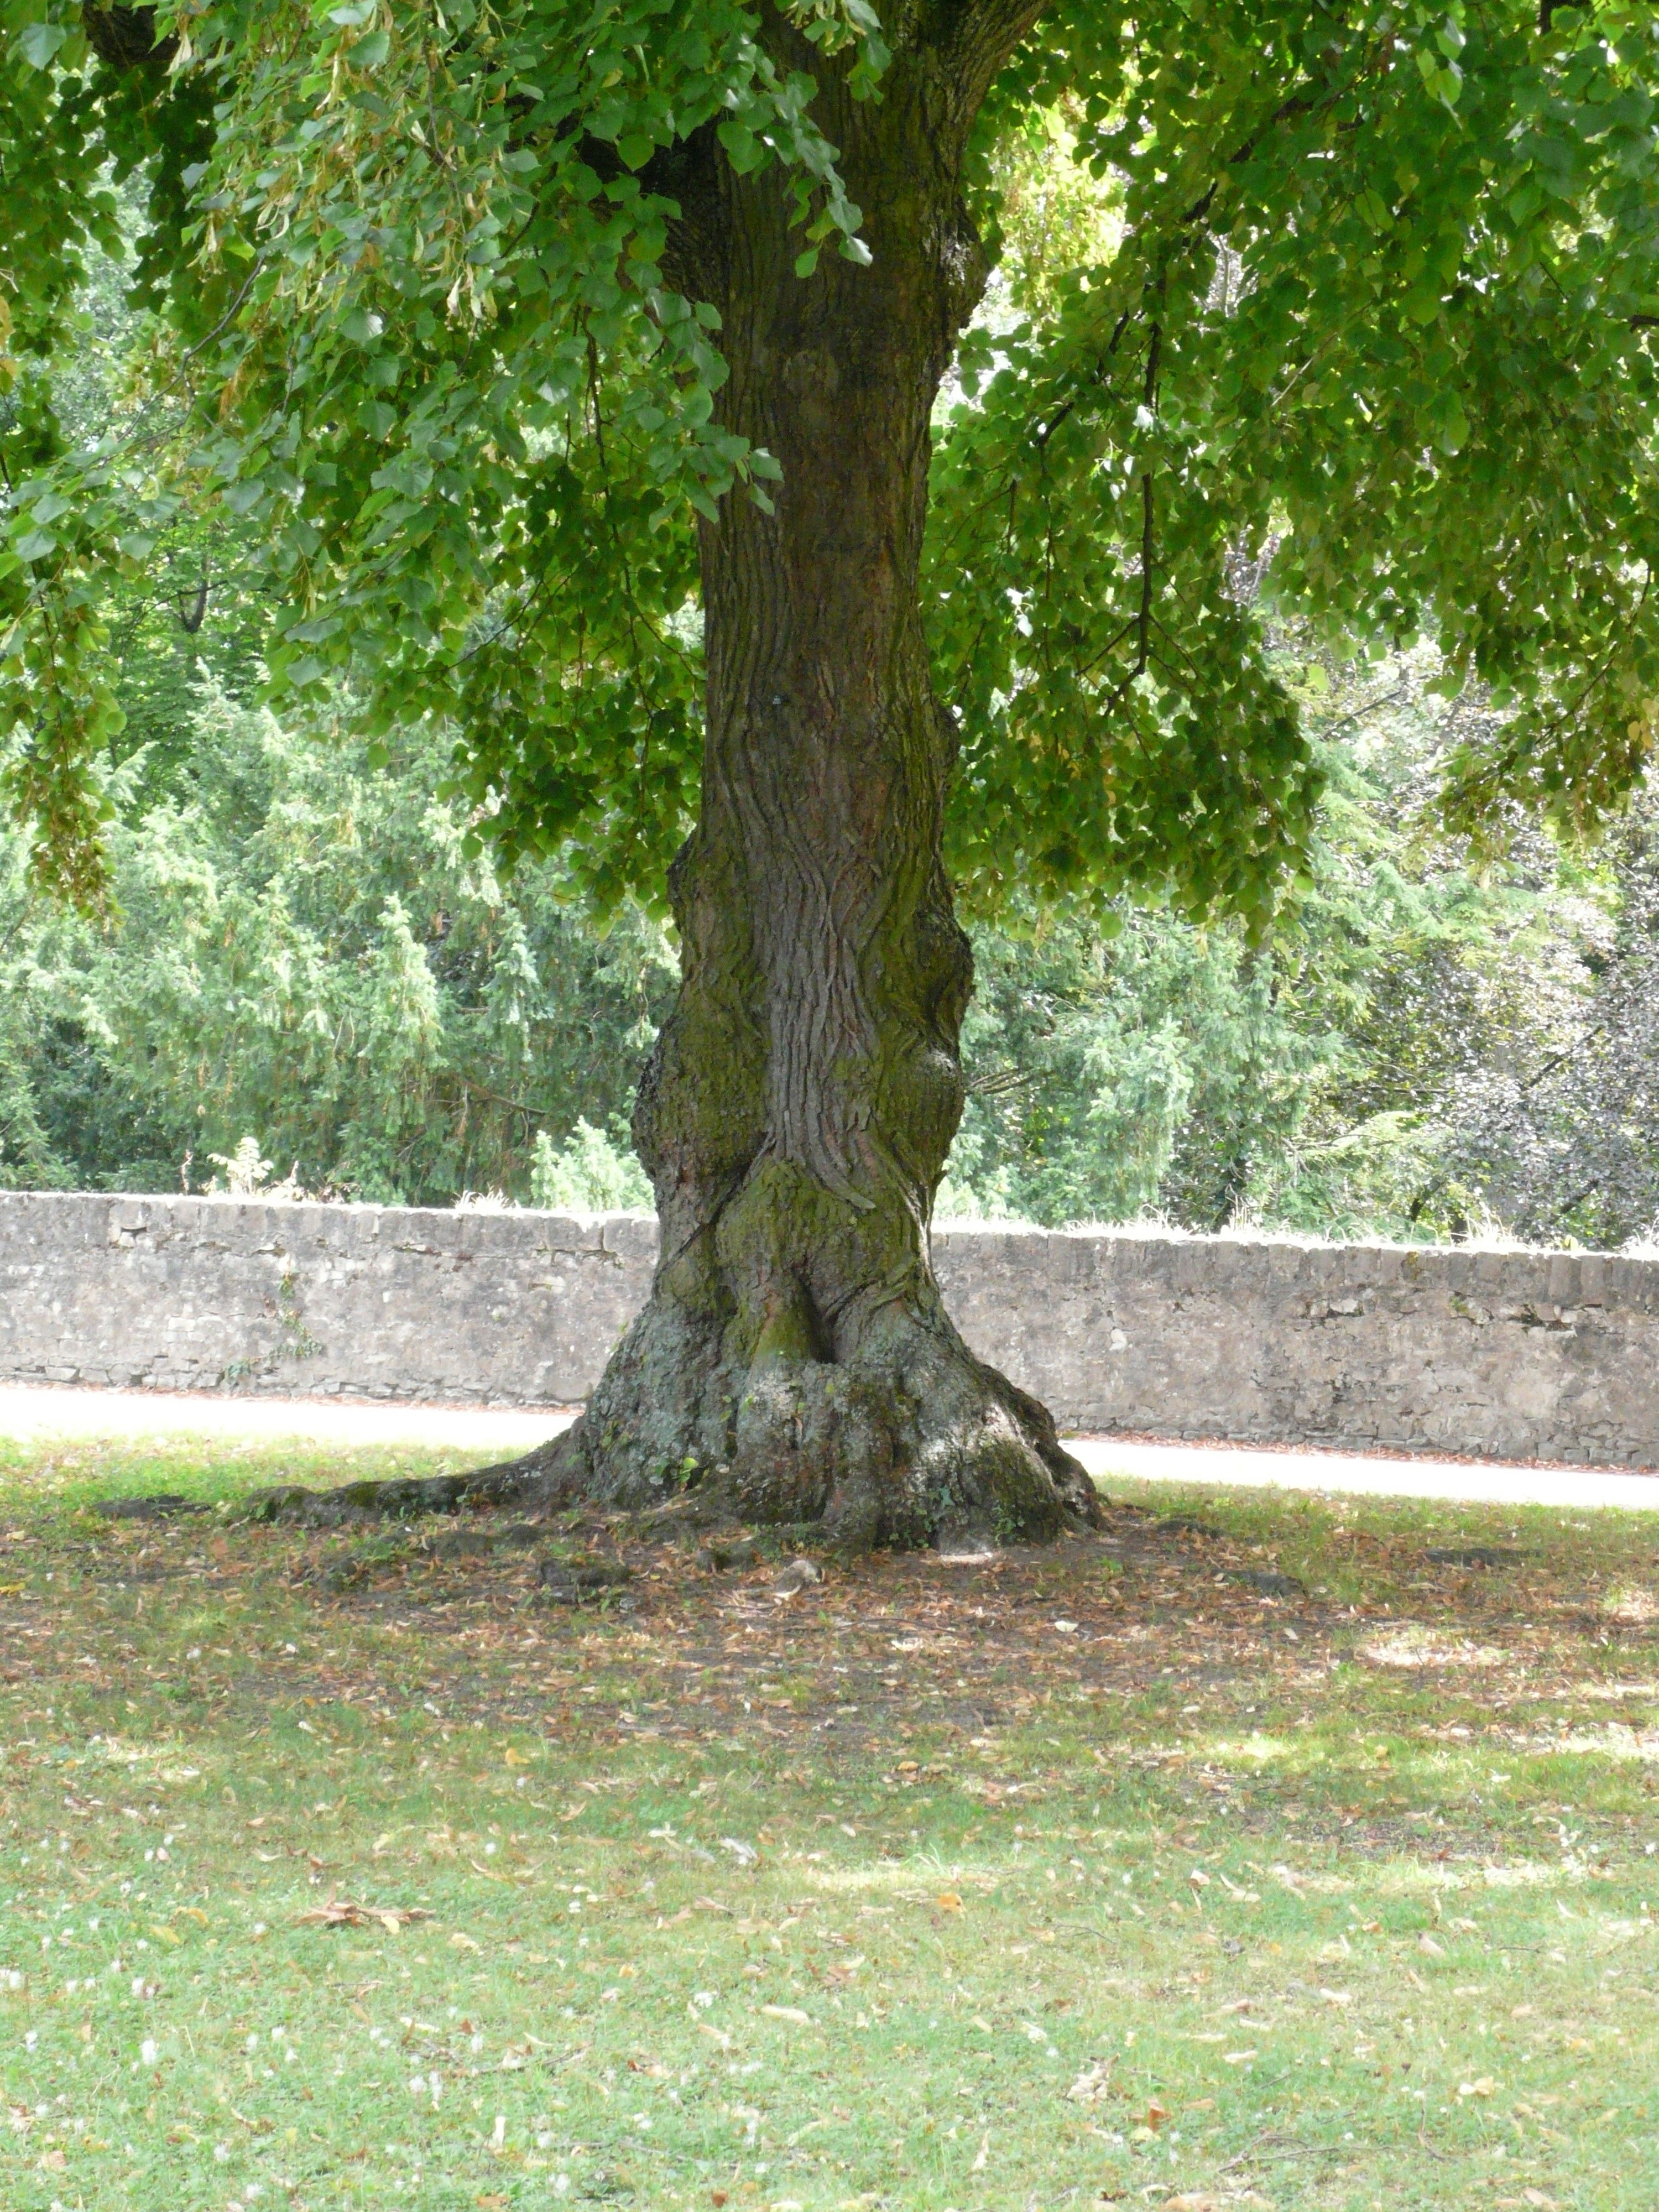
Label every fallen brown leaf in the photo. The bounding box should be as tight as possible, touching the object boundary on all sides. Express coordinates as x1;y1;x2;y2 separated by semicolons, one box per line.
296;1897;432;1934
1065;2058;1112;2102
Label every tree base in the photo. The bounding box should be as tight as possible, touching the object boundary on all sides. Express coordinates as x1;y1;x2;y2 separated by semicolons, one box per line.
230;1289;1099;1555
506;1297;1101;1553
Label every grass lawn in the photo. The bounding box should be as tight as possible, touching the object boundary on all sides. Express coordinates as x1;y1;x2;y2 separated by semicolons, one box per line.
3;1436;1658;2211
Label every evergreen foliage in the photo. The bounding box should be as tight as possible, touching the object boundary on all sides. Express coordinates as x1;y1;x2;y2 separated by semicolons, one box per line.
938;645;1614;1240
0;681;675;1201
4;640;1642;1251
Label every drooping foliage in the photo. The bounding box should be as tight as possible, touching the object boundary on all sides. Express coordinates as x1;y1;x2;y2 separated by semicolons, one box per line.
7;0;1659;927
936;0;1659;911
1;0;879;908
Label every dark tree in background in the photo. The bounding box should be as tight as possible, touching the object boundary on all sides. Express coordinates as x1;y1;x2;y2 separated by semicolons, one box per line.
1436;797;1659;1247
8;0;1659;1545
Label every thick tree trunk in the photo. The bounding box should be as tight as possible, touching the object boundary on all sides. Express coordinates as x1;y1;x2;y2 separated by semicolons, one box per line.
535;29;1098;1548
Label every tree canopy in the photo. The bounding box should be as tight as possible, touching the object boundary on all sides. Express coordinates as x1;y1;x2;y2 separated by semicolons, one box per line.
7;0;1659;922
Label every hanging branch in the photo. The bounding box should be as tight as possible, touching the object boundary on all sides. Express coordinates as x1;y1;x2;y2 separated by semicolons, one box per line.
1101;305;1163;722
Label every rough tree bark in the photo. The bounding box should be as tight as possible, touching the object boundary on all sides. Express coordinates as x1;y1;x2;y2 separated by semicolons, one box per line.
529;7;1100;1550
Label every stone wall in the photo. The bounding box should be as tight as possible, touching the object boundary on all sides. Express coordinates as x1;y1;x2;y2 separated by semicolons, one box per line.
4;1191;1656;1467
0;1192;656;1410
931;1228;1659;1468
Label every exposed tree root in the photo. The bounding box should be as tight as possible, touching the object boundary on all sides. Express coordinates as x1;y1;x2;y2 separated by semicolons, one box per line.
229;1311;1100;1554
238;1465;540;1530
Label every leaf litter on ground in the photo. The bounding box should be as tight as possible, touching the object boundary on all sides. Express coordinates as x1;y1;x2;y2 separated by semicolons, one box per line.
2;1440;1659;2208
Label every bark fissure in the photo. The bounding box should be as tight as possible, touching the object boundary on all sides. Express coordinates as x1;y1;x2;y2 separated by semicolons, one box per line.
530;14;1099;1548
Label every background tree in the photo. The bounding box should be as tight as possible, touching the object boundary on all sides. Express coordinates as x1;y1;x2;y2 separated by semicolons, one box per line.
0;638;1609;1241
7;0;1659;1546
0;680;673;1201
933;641;1608;1240
1431;794;1659;1247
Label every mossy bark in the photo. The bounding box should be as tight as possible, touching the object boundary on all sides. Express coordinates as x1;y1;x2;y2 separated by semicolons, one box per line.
531;19;1098;1549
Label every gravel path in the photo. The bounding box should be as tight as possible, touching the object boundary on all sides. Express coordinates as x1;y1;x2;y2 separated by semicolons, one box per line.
2;1380;1656;1510
0;1383;570;1453
1068;1433;1659;1511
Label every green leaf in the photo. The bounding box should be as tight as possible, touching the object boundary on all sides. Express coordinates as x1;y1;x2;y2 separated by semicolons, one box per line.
13;19;67;69
1434;393;1470;456
717;119;764;175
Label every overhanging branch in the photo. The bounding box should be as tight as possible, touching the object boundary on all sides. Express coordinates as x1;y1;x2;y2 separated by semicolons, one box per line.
81;2;174;72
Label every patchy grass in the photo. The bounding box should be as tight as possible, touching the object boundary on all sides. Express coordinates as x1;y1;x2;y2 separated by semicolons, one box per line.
2;1438;1659;2212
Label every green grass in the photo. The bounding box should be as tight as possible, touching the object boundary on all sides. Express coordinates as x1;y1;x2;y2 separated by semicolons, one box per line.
3;1436;1659;2211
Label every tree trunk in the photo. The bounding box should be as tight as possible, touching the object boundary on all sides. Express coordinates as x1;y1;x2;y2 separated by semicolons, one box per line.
534;29;1098;1550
